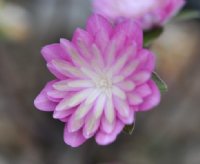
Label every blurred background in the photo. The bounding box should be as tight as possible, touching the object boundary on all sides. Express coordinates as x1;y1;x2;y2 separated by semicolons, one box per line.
0;0;200;164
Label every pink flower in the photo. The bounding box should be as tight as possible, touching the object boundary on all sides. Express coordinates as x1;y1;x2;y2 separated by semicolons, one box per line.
93;0;185;30
34;14;160;147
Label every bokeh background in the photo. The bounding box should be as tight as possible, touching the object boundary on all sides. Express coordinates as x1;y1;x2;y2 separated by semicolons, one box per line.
0;0;200;164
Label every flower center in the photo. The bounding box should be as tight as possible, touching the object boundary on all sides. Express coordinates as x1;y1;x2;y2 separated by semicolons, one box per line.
98;78;112;89
93;71;113;95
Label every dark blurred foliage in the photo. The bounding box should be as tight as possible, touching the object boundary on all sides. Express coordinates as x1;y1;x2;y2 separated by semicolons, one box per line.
187;0;200;9
0;0;200;164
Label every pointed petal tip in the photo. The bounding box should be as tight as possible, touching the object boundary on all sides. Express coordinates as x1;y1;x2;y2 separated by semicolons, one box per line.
86;14;113;37
34;81;57;112
60;38;67;42
34;94;55;112
60;38;70;47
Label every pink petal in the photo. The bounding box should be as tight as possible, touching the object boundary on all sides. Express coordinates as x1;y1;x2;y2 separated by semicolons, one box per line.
67;114;84;133
73;103;93;120
111;43;136;75
34;81;57;111
47;62;66;79
47;90;68;99
60;39;88;67
53;79;92;92
55;89;92;111
41;44;70;62
109;25;127;53
139;80;161;111
104;97;115;124
101;115;116;134
51;59;85;78
63;124;86;147
135;84;152;98
145;51;156;72
95;120;124;145
85;89;101;105
131;106;139;112
160;0;186;24
91;44;105;68
120;60;139;78
104;35;126;66
117;81;135;91
127;93;143;106
83;113;100;139
72;28;93;59
47;96;60;103
53;108;75;119
136;49;156;72
117;107;135;125
132;71;151;85
93;95;106;119
86;14;112;38
95;30;110;52
112;86;126;100
93;0;185;30
114;19;143;49
113;97;133;123
60;116;70;123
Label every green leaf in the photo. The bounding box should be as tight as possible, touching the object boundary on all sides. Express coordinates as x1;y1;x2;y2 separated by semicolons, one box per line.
123;123;135;135
174;9;200;21
152;72;168;92
143;27;163;47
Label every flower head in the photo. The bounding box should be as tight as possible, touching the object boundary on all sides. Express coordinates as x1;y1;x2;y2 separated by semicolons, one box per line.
93;0;185;30
34;14;160;147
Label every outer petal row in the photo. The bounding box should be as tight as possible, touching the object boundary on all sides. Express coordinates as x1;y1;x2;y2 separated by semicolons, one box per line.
137;80;161;111
34;80;58;111
87;14;143;49
63;119;125;147
41;44;70;63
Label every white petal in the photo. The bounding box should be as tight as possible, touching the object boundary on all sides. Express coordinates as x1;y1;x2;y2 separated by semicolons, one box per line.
81;67;99;82
47;90;67;99
112;86;126;100
68;115;84;132
52;60;84;78
117;81;135;91
111;45;136;74
95;30;110;52
60;39;88;67
53;80;93;91
133;71;151;84
105;97;115;123
83;116;100;139
112;75;124;84
75;34;92;59
106;41;117;66
101;116;116;134
56;89;92;111
121;60;139;78
74;103;93;120
114;97;130;118
67;80;93;88
117;107;135;125
85;89;101;105
106;32;126;66
91;44;104;68
93;94;106;119
128;93;143;106
53;80;69;91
